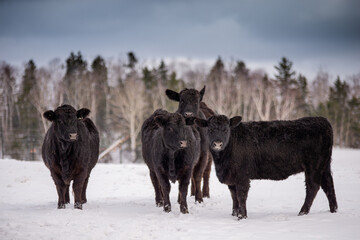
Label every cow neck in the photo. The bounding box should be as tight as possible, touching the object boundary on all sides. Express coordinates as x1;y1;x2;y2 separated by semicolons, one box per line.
168;150;176;183
210;139;232;184
57;138;74;156
56;138;76;183
161;138;177;182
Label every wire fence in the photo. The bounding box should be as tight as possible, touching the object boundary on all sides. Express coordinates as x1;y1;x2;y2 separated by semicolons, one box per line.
0;128;44;161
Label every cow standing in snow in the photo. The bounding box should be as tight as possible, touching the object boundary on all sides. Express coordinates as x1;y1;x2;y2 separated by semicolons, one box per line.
42;105;99;210
141;109;202;213
196;115;338;219
165;87;214;203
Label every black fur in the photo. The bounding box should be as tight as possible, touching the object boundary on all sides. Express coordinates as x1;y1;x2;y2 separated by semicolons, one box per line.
141;109;201;213
42;105;99;210
165;86;214;202
196;115;338;219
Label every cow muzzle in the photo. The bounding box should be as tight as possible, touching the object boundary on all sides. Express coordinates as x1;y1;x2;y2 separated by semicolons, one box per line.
69;133;78;141
212;141;223;151
179;140;187;148
184;112;194;117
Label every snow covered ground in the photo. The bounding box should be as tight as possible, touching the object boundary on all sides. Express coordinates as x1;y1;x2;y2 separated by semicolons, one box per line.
0;148;359;240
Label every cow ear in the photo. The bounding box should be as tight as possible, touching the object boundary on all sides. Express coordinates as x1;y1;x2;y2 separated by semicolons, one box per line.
77;108;90;119
165;89;180;102
199;86;206;101
154;116;168;127
195;118;208;128
185;117;196;126
230;116;242;128
43;110;56;122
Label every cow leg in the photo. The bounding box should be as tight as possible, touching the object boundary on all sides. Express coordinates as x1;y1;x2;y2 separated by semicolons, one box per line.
150;170;163;207
81;175;90;204
178;172;191;214
299;171;321;215
51;171;67;209
65;184;70;204
156;172;172;212
202;155;212;198
73;171;86;210
321;168;338;213
190;177;196;196
192;150;208;203
235;179;250;219
228;185;239;216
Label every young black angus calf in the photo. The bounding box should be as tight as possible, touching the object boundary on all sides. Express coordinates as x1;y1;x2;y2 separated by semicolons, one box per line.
42;105;99;209
141;109;201;213
196;116;338;219
166;87;214;202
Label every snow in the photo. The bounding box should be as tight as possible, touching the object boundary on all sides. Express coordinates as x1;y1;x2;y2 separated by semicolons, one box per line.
1;148;360;240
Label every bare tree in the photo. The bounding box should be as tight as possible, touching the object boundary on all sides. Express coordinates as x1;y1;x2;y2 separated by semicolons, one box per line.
311;69;330;108
348;73;360;98
273;92;297;120
110;76;146;162
251;74;274;121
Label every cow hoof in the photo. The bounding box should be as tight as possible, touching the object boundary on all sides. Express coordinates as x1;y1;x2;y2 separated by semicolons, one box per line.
298;211;308;216
156;202;164;207
330;206;338;213
58;203;66;209
74;202;83;210
195;198;203;204
163;204;171;213
180;206;189;214
237;214;247;220
232;209;238;216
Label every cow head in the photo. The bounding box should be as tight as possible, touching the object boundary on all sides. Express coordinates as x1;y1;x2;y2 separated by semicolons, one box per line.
195;115;242;152
43;105;90;142
165;86;206;118
154;113;196;151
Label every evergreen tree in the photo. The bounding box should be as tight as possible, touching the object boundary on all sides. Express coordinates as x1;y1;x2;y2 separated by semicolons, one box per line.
126;51;138;70
166;72;184;112
91;56;108;133
296;74;309;116
0;63;17;158
208;56;225;83
348;96;360;148
327;76;350;146
16;60;41;160
142;67;156;90
234;60;249;79
63;51;88;105
274;57;297;96
157;60;168;86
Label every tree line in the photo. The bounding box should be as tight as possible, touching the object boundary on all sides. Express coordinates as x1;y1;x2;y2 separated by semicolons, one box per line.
0;52;359;162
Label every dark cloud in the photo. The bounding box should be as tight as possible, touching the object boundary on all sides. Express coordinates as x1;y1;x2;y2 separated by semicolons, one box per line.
0;0;359;78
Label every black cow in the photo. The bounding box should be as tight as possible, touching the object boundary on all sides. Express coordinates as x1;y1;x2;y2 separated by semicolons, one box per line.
141;109;201;213
42;105;99;210
196;115;338;219
166;87;214;203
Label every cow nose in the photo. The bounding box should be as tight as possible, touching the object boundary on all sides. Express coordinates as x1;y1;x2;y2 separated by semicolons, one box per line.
179;140;187;148
184;112;193;117
212;141;223;150
69;133;77;140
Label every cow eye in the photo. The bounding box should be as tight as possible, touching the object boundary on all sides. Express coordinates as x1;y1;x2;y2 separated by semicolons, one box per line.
57;120;63;124
168;127;173;132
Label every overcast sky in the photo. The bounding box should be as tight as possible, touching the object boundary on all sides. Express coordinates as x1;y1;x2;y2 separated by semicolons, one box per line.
1;0;359;80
